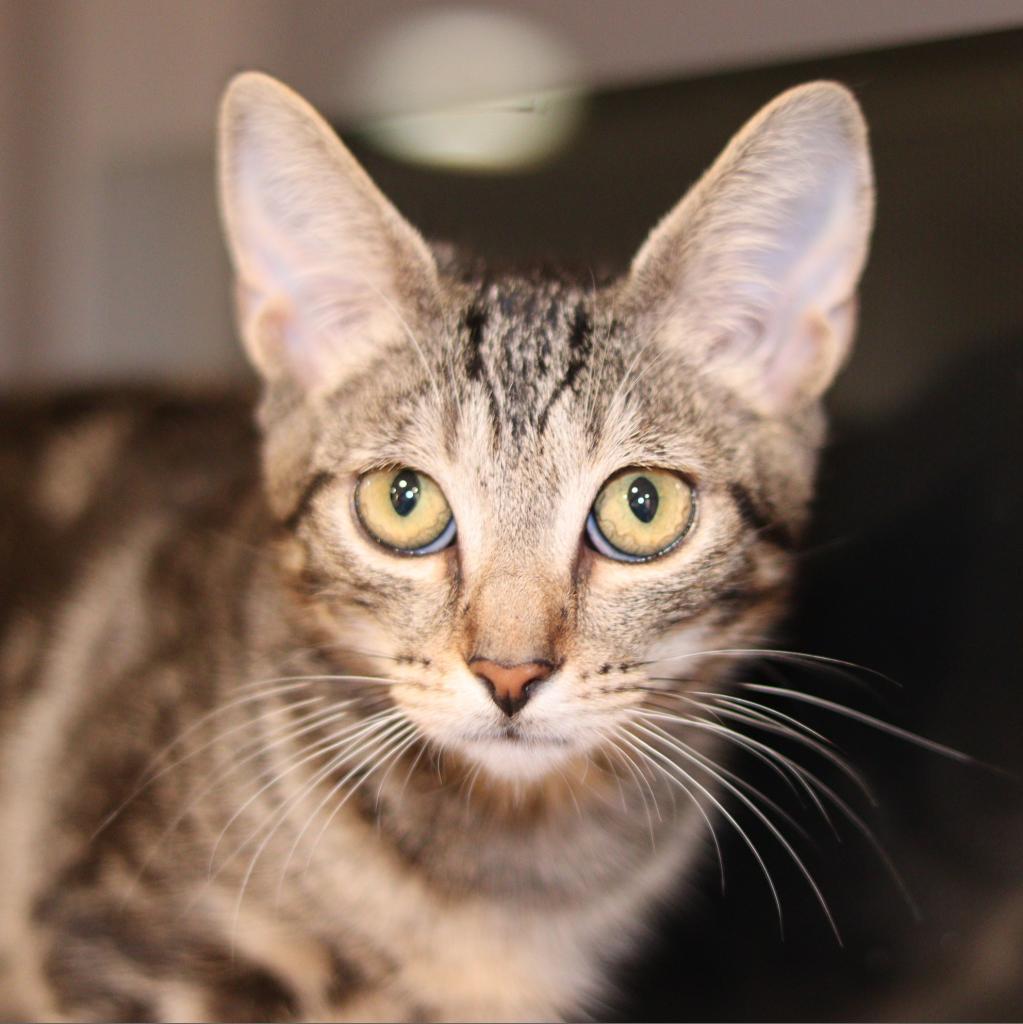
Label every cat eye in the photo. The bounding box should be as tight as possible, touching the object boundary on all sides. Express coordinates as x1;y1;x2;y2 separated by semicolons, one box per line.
586;468;696;562
355;467;456;555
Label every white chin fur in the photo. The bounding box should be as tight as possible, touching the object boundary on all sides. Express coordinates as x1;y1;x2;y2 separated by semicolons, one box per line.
459;736;580;782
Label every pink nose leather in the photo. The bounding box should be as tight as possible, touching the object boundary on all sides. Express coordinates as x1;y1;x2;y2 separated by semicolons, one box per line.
470;659;552;717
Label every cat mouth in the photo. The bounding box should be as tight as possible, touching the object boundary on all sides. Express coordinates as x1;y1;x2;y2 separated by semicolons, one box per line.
501;730;554;745
457;728;581;781
473;726;572;749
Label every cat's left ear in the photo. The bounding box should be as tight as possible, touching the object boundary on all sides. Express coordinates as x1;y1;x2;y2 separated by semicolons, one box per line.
625;81;874;415
217;72;440;396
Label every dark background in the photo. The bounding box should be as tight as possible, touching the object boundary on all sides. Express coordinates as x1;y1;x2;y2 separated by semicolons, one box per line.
345;30;1023;1020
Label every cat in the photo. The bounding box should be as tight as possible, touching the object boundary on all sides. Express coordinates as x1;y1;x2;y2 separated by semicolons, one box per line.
0;72;873;1020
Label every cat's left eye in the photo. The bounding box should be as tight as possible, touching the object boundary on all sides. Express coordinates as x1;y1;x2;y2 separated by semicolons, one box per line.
355;467;456;555
587;468;696;562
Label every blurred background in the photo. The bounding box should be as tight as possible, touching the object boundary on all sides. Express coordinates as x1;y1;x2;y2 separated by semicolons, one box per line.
2;2;1022;1020
1;0;1020;416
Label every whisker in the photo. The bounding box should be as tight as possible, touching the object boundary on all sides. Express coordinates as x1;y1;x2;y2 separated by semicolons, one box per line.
598;735;660;851
461;761;485;812
227;717;412;929
643;693;927;921
233;673;410;695
606;731;666;820
617;728;783;934
274;642;405;670
397;734;433;805
644;648;900;689
595;740;631;817
709;692;835;747
261;713;411;882
555;765;584;822
281;725;422;907
117;699;361;906
642;705;808;807
92;685;328;840
642;686;876;803
303;643;402;662
740;683;975;764
298;722;418;873
208;708;405;875
635;714;814;843
620;725;728;887
236;720;415;943
167;709;405;933
794;766;921;921
681;710;920;919
374;729;424;811
629;720;840;943
690;696;876;805
650;709;839;838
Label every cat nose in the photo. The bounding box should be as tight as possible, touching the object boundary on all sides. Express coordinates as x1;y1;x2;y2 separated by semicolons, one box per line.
469;659;553;717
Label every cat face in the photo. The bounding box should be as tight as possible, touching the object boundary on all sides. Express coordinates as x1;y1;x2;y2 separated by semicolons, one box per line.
218;74;873;782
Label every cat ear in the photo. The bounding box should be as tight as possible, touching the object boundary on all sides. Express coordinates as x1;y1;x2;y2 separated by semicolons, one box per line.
217;72;440;395
626;81;874;415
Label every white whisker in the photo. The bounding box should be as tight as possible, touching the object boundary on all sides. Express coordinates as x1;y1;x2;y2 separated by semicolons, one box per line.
461;761;484;813
741;683;973;763
629;720;840;943
297;722;418;873
652;709;838;836
646;648;899;689
209;708;405;875
710;692;835;747
691;696;876;805
233;672;406;695
646;705;809;806
260;715;410;882
604;731;665;826
374;729;424;811
635;714;813;844
617;728;781;932
93;684;331;838
596;741;631;817
397;735;432;805
117;699;359;906
555;765;584;822
225;715;411;936
680;710;919;919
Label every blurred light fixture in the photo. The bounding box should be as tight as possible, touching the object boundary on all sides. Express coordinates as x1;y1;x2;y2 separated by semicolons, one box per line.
347;7;585;173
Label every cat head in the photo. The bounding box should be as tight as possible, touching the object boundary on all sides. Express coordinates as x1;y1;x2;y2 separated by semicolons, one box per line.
217;72;873;782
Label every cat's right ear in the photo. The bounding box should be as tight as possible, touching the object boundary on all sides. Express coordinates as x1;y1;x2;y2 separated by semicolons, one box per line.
217;72;440;396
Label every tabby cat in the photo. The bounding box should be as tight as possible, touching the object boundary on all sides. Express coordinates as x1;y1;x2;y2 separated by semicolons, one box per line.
0;73;873;1020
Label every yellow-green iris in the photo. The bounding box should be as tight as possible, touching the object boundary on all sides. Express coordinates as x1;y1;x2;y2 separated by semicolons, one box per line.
590;468;695;560
355;467;455;553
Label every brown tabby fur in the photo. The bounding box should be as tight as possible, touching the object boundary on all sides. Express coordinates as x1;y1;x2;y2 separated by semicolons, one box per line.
0;76;872;1020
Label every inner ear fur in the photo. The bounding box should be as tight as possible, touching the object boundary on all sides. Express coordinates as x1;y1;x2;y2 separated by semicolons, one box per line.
217;71;441;397
626;81;875;416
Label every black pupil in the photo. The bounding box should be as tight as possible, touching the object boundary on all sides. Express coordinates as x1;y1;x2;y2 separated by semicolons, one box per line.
627;476;658;524
390;470;421;517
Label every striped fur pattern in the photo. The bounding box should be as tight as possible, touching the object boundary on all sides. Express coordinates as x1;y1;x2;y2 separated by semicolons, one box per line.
0;75;873;1020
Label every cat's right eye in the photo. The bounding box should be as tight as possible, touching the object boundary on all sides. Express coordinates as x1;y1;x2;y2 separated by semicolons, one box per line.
587;468;696;562
355;467;456;555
